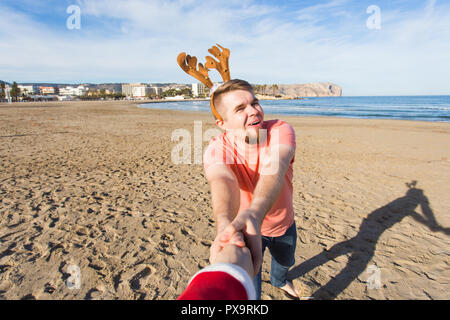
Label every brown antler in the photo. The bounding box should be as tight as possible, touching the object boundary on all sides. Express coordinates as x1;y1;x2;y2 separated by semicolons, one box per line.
177;52;214;88
205;44;231;82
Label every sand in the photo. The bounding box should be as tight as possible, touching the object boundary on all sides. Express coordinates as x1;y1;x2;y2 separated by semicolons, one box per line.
0;100;449;300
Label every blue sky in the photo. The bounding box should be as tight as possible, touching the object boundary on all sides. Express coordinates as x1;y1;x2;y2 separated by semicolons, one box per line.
1;0;449;95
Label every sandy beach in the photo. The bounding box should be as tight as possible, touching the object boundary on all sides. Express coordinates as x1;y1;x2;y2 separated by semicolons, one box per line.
0;100;449;300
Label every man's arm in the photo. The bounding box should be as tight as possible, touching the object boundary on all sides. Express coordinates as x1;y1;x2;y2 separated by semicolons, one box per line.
249;144;295;224
223;144;295;228
205;163;240;234
220;144;295;276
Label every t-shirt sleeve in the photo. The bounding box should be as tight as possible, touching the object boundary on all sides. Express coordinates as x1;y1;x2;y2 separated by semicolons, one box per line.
203;137;234;173
269;121;296;149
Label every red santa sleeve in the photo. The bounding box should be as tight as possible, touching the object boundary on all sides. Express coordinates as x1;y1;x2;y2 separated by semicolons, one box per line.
177;263;256;300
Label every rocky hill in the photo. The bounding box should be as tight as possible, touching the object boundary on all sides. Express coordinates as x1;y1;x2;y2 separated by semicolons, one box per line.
277;82;342;97
254;82;342;98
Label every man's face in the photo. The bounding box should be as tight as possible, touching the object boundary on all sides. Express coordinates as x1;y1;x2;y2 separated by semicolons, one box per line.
216;89;264;142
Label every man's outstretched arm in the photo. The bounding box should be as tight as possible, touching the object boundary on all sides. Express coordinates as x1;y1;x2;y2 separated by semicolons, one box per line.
220;144;295;275
205;163;241;234
249;144;295;223
222;144;294;228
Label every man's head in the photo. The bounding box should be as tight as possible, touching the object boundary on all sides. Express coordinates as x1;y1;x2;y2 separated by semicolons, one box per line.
212;79;264;142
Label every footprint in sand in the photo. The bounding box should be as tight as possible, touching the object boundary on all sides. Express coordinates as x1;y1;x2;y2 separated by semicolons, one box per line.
44;283;56;294
21;293;36;300
129;267;152;291
200;240;212;248
84;288;103;300
158;233;178;255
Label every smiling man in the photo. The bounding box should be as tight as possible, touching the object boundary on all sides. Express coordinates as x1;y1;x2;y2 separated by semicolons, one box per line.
203;79;300;299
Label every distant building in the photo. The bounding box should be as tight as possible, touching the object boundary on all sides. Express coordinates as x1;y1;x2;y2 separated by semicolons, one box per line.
122;83;150;99
18;85;37;95
132;86;148;98
59;85;86;96
3;85;12;102
192;83;207;97
149;86;162;95
59;87;72;96
40;86;55;95
3;85;11;95
57;95;72;101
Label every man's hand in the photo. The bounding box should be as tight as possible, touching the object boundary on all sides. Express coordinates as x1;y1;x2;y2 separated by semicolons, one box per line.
218;209;262;277
210;231;245;264
210;241;254;278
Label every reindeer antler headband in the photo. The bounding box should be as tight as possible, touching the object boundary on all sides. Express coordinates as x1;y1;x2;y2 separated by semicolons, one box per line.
177;44;231;121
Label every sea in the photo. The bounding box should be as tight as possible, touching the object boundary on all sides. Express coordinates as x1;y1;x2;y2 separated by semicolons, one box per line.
140;96;450;122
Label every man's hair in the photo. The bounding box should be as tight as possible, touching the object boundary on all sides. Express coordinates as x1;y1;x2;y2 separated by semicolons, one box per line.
212;79;254;120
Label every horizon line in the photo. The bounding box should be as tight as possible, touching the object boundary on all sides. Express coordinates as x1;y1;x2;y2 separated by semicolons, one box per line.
2;80;450;97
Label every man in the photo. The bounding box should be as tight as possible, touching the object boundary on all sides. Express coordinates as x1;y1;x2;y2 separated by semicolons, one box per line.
203;79;300;299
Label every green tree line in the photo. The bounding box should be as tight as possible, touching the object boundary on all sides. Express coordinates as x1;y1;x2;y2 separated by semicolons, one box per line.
253;84;279;96
80;89;125;100
0;81;5;101
159;88;192;98
0;81;21;102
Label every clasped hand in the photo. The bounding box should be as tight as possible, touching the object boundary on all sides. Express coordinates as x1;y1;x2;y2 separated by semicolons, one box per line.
209;209;262;277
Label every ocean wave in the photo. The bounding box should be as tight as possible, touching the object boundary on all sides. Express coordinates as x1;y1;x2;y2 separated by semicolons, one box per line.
140;96;450;123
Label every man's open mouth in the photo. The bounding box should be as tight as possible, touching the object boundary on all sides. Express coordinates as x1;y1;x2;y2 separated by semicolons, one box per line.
248;120;261;127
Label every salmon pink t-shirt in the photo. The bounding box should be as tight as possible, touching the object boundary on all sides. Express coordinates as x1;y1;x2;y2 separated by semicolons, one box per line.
203;119;296;237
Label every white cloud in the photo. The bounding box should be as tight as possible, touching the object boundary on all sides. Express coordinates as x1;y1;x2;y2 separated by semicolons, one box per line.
0;0;449;95
295;0;351;22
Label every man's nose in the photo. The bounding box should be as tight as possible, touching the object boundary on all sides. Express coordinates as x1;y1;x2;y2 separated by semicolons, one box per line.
247;104;259;116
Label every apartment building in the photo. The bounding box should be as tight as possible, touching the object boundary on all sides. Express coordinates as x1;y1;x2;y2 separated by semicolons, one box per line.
122;83;150;99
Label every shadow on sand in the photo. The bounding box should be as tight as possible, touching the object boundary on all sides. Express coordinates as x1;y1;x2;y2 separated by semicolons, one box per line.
288;181;449;299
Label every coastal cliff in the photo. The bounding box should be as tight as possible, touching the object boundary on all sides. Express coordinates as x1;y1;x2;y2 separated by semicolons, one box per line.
278;82;342;97
254;82;342;99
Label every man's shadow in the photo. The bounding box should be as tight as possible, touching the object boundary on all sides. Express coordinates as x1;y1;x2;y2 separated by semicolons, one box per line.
288;181;449;300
